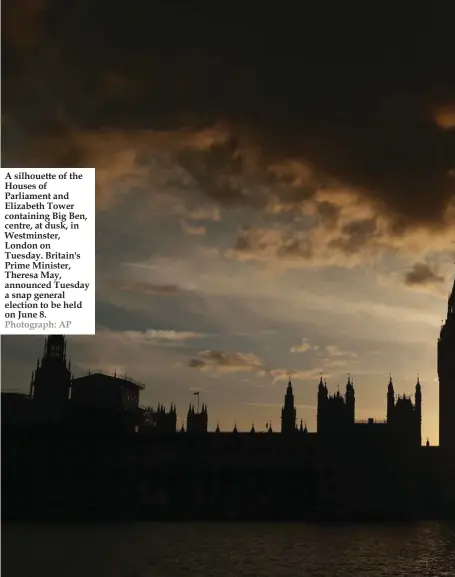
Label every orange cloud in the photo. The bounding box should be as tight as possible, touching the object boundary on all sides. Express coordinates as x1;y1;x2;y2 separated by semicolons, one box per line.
18;124;232;210
226;187;455;269
434;104;455;130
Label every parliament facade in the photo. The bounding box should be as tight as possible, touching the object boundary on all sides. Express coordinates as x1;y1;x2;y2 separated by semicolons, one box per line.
2;274;455;521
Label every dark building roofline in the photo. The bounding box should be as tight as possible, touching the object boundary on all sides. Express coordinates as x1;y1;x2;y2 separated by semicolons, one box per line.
72;370;145;390
1;390;31;399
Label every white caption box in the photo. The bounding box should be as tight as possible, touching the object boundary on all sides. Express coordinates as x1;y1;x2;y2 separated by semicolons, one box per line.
0;168;96;335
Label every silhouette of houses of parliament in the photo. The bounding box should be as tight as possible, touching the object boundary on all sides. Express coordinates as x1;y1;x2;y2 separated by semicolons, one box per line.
142;403;177;434
71;371;143;412
310;374;421;447
0;340;425;451
186;401;208;433
3;274;455;523
135;358;422;450
30;334;73;421
2;273;455;454
439;271;455;452
2;334;145;428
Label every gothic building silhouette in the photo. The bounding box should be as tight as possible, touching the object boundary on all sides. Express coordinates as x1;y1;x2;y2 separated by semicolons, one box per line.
281;379;297;433
316;376;355;436
141;271;453;450
3;273;455;523
29;334;73;421
277;373;422;447
438;273;455;452
5;272;455;454
141;403;177;434
187;403;208;433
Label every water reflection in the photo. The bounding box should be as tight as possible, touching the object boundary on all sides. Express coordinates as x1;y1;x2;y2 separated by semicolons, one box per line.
3;522;455;577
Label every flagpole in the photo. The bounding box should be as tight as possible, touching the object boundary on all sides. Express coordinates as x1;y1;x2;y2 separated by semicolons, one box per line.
193;391;200;412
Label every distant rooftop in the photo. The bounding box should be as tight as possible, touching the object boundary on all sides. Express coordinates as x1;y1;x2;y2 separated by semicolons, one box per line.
355;418;387;425
1;390;31;398
73;370;145;390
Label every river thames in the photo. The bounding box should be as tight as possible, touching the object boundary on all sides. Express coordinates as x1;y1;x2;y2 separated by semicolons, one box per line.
3;521;455;577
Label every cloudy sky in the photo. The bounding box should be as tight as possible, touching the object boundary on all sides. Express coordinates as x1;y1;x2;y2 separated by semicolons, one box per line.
2;1;455;443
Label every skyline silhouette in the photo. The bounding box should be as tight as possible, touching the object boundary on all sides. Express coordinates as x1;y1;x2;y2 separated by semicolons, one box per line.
2;271;455;443
3;2;455;451
3;264;455;449
3;3;455;576
3;310;455;523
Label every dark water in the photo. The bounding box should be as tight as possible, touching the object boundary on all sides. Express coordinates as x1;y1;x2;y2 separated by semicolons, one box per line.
3;522;455;577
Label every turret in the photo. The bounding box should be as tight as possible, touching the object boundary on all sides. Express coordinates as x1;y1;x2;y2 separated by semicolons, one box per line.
186;400;208;433
415;376;422;446
345;374;355;424
281;378;297;434
30;335;71;421
317;375;328;433
438;269;455;452
387;374;395;422
448;274;455;316
318;375;325;396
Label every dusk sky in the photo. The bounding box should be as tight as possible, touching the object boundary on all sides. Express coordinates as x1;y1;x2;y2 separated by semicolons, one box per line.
2;1;455;443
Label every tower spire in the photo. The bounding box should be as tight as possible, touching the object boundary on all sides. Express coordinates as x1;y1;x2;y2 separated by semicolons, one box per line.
318;374;324;391
30;334;71;416
448;265;455;316
439;265;455;451
281;376;297;433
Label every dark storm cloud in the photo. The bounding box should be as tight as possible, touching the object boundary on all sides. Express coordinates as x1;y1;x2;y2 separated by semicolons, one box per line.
331;219;379;255
3;1;455;228
404;263;445;288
